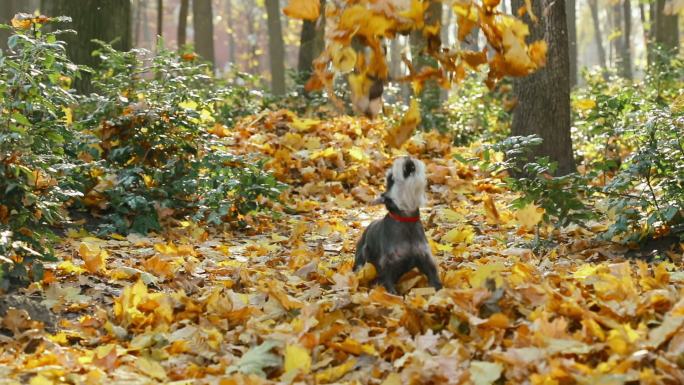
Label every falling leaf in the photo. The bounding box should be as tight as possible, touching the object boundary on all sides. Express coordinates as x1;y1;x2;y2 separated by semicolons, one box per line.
283;0;320;20
386;99;421;148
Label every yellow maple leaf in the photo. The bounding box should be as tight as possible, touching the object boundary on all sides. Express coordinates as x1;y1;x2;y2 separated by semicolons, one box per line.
386;99;421;148
283;0;320;20
284;344;311;374
574;99;597;110
314;358;357;383
135;357;168;381
78;241;108;274
332;46;357;73
515;203;545;230
442;225;475;245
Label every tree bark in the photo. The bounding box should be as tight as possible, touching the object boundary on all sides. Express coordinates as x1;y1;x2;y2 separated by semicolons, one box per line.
510;0;575;175
621;0;632;79
41;0;132;94
193;0;215;66
226;0;235;63
565;0;577;86
178;0;189;49
157;0;163;39
265;0;286;95
588;0;607;71
653;0;679;54
639;2;651;66
1;0;17;51
410;0;442;109
298;0;325;76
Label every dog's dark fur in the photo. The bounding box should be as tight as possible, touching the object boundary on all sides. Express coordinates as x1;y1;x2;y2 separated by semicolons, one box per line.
354;157;442;294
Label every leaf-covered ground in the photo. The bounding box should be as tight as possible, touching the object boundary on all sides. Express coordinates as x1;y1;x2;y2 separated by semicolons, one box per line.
1;112;684;385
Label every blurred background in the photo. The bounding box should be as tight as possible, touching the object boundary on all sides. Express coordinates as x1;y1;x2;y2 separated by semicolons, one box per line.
1;0;681;89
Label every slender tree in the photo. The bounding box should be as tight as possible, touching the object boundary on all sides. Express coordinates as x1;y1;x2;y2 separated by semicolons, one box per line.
621;0;632;78
41;0;131;93
226;0;236;63
566;0;577;86
193;0;215;66
588;0;608;71
265;0;286;95
510;0;575;175
157;0;163;39
178;0;189;49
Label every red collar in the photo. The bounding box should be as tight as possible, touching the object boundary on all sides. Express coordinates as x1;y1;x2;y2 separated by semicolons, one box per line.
388;212;420;223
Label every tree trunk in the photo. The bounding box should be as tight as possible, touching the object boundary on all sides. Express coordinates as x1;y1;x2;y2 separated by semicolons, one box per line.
0;0;17;51
226;0;235;63
653;0;679;54
639;2;651;66
390;37;402;80
157;0;163;39
565;0;577;86
41;0;132;94
510;0;575;175
265;0;286;95
193;0;215;66
298;0;325;77
178;0;189;49
610;3;624;72
621;0;632;79
410;0;442;114
588;0;607;71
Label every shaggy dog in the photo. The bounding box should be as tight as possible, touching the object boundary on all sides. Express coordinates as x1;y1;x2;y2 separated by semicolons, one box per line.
354;156;442;294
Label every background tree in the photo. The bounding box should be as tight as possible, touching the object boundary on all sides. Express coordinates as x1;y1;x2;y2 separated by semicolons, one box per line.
621;0;632;79
651;0;679;55
1;0;39;50
193;0;215;66
510;0;575;175
265;0;285;95
298;0;325;77
566;0;577;86
410;0;443;116
157;0;163;39
588;0;608;72
40;0;131;93
177;0;189;49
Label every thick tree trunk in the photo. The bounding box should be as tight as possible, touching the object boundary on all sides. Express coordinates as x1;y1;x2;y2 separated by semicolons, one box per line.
265;0;286;95
510;0;575;175
588;0;607;71
621;0;632;79
653;0;679;54
178;0;189;49
565;0;577;86
390;38;402;79
193;0;215;66
157;0;163;39
41;0;131;94
298;0;325;76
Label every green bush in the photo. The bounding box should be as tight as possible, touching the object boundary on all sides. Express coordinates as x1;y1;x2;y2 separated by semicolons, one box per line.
76;42;284;234
0;16;82;289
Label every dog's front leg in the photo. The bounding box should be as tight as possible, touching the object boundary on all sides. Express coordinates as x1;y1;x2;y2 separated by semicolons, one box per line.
353;231;369;272
416;253;442;290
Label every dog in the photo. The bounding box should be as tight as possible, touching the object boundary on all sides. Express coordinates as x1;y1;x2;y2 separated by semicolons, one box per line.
354;156;442;294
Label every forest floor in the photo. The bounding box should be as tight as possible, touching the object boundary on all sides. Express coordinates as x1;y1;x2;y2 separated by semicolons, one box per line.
1;111;684;385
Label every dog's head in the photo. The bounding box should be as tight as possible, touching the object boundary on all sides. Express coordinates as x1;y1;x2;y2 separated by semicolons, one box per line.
373;156;427;212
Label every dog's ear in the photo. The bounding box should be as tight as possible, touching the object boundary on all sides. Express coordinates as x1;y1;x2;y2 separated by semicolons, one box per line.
370;193;386;205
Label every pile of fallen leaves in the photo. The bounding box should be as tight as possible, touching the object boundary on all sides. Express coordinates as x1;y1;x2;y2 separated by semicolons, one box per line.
1;110;684;385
